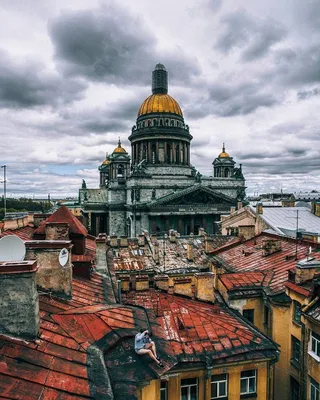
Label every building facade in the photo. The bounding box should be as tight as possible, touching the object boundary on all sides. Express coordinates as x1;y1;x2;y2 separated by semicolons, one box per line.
80;64;245;237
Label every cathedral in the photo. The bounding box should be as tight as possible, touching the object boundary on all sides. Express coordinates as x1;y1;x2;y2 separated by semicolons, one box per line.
79;64;245;236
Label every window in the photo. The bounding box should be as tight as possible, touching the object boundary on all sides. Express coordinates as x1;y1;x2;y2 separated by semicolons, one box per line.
291;336;301;366
290;376;300;400
310;377;320;400
160;380;168;400
211;374;228;399
243;309;254;324
293;301;302;324
240;370;256;395
181;378;198;400
309;331;320;360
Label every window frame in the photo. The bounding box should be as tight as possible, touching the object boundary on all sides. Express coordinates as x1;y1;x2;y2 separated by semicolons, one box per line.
180;377;198;400
240;369;257;396
310;377;320;400
160;380;168;400
291;335;301;367
309;331;320;361
292;301;302;325
211;373;228;399
243;309;255;324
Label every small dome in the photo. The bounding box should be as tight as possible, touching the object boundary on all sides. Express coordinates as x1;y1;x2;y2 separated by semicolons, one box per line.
138;94;183;117
218;143;230;158
113;139;127;154
102;158;111;165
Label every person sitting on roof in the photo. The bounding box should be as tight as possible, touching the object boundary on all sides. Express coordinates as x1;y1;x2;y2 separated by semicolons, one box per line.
134;329;163;367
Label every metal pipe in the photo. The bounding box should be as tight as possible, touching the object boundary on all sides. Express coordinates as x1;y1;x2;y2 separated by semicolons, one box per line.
117;279;122;304
1;165;6;218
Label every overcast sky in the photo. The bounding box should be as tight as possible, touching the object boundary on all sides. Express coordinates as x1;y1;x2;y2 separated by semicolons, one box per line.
1;0;320;198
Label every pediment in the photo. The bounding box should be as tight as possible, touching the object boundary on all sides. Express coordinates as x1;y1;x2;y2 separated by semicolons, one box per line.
151;185;236;207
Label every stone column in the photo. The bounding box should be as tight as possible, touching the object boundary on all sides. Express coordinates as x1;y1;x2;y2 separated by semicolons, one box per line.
148;142;152;163
190;216;195;234
156;142;159;163
172;142;176;163
164;142;167;163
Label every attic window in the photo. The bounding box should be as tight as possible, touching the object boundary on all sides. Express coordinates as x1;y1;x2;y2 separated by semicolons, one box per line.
132;249;144;256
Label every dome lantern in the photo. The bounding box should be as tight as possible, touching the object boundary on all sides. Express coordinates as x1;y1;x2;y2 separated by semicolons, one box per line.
152;63;168;94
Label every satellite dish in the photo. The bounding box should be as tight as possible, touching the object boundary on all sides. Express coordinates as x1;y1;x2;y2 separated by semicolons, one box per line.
0;235;26;261
59;248;69;267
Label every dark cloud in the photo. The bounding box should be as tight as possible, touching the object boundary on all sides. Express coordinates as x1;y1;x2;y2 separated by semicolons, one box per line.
215;9;286;61
49;5;200;85
297;87;320;100
0;50;87;109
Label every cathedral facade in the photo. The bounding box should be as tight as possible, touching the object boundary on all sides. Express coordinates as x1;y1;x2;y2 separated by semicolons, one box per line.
79;64;245;236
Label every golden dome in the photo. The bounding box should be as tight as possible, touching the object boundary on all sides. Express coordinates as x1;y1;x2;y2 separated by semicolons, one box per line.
113;139;127;154
218;144;230;158
138;94;183;117
102;158;111;165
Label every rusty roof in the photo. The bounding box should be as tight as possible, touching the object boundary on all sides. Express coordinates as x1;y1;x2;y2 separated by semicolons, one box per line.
34;206;87;237
211;233;320;295
220;271;273;292
122;289;278;367
1;225;35;241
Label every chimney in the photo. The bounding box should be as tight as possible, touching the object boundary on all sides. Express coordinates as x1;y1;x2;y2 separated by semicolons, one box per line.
169;229;176;243
0;260;39;340
138;234;145;246
198;228;206;236
262;239;282;256
135;275;149;291
195;272;215;303
187;238;194;261
312;201;320;217
96;236;107;272
45;222;69;240
230;206;236;214
110;235;118;247
295;258;320;285
120;236;128;247
153;241;160;264
256;202;263;214
25;241;73;298
237;201;243;210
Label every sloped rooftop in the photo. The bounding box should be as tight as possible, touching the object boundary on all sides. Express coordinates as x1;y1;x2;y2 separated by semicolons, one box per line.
122;289;278;366
34;205;87;237
211;233;320;296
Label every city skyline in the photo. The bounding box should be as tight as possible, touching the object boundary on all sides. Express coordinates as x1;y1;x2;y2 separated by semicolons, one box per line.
1;0;320;197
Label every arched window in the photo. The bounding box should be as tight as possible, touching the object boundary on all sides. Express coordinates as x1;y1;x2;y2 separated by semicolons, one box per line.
142;121;145;128
170;120;174;126
165;119;169;126
175;145;179;163
225;168;229;177
153;119;158;126
159;119;163;126
117;165;124;177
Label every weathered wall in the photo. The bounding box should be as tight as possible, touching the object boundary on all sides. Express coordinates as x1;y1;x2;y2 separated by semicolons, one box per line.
0;261;39;340
25;241;73;298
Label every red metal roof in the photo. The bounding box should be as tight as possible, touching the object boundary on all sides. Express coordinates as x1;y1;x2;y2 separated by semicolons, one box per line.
212;233;320;295
122;289;278;365
0;272;138;399
285;281;312;297
34;206;87;237
1;225;35;241
220;271;273;291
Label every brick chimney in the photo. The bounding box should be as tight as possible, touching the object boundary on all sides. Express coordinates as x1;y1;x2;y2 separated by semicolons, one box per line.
153;241;160;264
0;260;39;340
45;222;69;240
25;241;73;298
187;238;194;261
195;272;215;302
256;202;263;215
295;258;320;285
96;236;107;272
262;239;282;256
169;229;176;243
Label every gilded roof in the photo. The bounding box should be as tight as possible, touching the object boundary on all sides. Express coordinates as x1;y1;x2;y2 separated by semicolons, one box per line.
219;151;230;158
113;139;127;154
138;94;183;117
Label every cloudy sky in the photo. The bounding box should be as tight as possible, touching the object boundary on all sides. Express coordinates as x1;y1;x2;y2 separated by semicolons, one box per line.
1;0;320;198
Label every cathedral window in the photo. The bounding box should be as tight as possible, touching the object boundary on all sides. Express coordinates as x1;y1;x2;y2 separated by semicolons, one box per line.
153;119;158;126
148;120;151;127
170;120;174;126
165;119;169;126
225;168;229;177
117;165;124;177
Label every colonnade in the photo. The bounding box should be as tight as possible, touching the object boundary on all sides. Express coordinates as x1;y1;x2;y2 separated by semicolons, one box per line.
132;140;190;165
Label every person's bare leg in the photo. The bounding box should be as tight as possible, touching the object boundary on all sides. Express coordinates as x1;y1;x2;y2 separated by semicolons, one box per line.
136;348;158;363
145;341;158;359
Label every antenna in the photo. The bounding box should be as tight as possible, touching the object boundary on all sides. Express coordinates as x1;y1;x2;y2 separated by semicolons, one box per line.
0;235;26;261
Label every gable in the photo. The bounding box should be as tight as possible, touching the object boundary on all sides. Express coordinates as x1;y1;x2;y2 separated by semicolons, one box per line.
151;185;236;207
